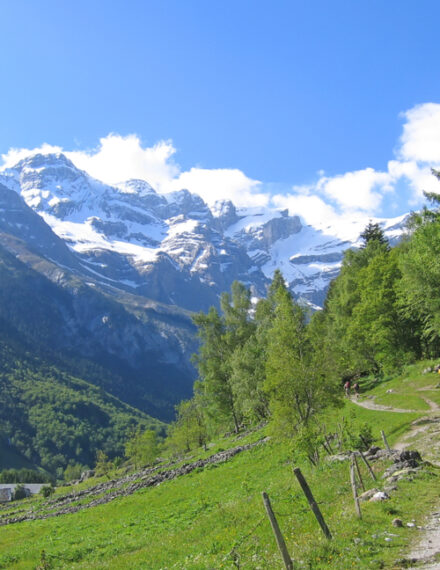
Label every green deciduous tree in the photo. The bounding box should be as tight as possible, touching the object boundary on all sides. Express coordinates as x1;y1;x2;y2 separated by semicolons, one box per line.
264;285;339;439
192;281;255;433
124;429;158;469
166;392;208;455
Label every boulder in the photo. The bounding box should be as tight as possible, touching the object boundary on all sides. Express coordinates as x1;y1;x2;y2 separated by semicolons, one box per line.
397;450;422;465
358;488;380;502
369;491;390;502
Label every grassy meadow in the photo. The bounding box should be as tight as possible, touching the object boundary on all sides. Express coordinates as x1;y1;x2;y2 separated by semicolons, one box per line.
0;363;439;569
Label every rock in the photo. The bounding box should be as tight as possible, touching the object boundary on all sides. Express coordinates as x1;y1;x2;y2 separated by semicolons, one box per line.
359;488;380;502
79;470;95;482
366;445;381;456
386;389;395;393
398;450;422;466
392;518;403;527
369;491;390;502
406;522;416;528
391;468;418;481
383;464;403;478
384;484;398;493
326;453;350;462
375;448;396;459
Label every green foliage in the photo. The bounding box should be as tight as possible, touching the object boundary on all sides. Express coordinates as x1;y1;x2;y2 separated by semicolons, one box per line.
360;222;388;248
341;418;374;451
398;217;440;352
192;281;256;433
94;450;114;478
0;468;52;484
313;217;432;379
63;463;84;482
0;336;163;474
265;285;340;439
40;484;55;498
12;484;27;501
292;422;324;466
124;429;158;468
191;273;340;447
166;395;207;455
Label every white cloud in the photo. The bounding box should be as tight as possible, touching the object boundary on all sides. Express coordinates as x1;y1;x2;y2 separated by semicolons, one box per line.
2;101;440;230
317;168;393;213
169;167;268;208
1;143;62;168
399;103;440;163
272;193;339;227
0;134;268;208
66;134;180;191
276;102;440;225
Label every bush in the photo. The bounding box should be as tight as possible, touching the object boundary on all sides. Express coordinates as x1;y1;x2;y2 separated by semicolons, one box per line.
13;484;27;501
40;485;55;498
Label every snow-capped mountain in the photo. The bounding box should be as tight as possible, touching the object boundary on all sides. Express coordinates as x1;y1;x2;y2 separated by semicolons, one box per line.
0;152;408;310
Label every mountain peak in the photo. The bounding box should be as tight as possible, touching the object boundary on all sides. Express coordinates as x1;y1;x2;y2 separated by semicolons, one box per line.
116;179;156;196
12;152;77;171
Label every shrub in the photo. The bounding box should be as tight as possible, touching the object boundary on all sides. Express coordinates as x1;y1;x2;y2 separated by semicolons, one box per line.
40;485;55;498
13;484;27;501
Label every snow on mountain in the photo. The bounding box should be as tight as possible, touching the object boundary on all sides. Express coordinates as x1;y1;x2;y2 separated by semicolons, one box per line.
0;152;408;310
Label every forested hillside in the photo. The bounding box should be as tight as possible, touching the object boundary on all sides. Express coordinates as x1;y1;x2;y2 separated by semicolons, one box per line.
0;325;164;475
0;245;166;475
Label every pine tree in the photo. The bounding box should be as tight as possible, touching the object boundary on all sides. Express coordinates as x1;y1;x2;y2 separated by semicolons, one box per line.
360;222;388;248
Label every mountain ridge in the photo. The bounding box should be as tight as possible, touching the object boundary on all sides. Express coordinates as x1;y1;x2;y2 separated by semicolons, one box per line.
0;152;408;310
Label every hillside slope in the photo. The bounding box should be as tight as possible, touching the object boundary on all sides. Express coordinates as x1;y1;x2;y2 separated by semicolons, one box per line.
0;373;438;569
0;323;164;474
0;233;197;421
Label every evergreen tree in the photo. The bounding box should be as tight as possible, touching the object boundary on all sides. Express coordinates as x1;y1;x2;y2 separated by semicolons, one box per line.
360;222;388;248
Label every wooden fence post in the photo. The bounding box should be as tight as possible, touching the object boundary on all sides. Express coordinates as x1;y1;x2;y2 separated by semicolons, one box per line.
324;435;334;455
381;430;391;454
352;454;365;491
293;467;332;539
350;457;362;519
358;450;376;481
261;492;293;570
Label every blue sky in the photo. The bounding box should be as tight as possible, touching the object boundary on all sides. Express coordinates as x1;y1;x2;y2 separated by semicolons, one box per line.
1;0;440;230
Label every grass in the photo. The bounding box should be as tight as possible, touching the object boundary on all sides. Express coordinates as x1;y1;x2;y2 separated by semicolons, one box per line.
359;359;440;411
0;361;438;569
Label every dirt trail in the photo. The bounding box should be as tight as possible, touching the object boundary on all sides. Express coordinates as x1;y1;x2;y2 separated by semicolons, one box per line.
352;393;440;567
350;395;419;413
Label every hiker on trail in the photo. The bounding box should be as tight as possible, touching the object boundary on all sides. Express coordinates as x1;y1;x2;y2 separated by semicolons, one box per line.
344;380;351;397
353;382;360;398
